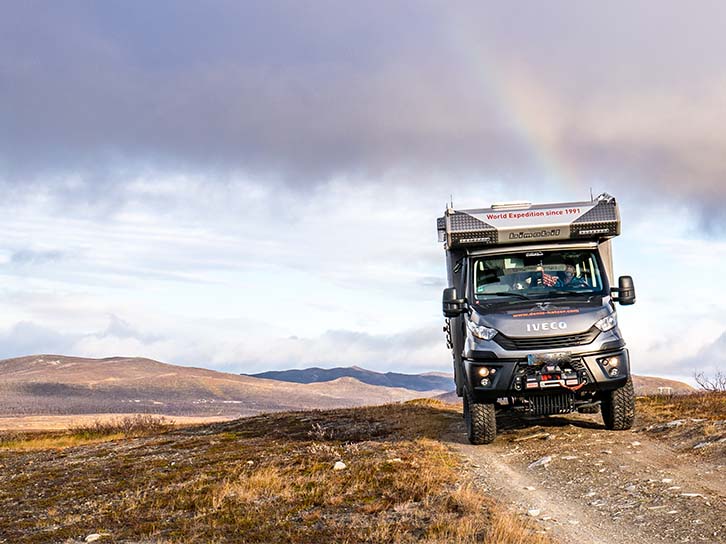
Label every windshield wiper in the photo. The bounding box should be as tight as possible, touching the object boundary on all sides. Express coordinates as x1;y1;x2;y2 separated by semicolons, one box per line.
545;290;598;299
487;292;532;300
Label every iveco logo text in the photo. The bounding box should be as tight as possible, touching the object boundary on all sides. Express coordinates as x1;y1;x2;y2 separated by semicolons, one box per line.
509;229;561;240
526;322;568;332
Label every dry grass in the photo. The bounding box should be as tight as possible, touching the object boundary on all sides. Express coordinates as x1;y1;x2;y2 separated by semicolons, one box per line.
637;391;726;422
0;400;552;543
487;508;552;544
69;413;174;437
0;414;174;450
0;433;127;450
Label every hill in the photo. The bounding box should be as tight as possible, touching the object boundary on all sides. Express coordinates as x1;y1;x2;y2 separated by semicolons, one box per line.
0;355;445;418
248;365;455;391
631;374;695;395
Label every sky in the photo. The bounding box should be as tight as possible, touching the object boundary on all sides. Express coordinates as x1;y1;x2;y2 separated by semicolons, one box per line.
1;1;725;381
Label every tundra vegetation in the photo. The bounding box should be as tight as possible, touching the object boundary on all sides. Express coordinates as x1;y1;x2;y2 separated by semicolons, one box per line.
0;400;550;543
1;392;722;542
636;391;726;422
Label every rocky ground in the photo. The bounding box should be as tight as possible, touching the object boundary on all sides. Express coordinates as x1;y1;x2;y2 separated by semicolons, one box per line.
447;409;726;543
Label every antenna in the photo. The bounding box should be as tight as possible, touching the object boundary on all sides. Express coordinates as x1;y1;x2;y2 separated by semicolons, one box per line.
589;187;593;200
450;194;454;208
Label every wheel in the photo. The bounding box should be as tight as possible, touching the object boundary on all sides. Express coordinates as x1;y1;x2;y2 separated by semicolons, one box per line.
463;394;496;444
578;404;600;414
601;377;635;430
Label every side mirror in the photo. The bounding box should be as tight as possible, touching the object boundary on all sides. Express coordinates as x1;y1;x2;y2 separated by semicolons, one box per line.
611;276;636;305
443;287;467;317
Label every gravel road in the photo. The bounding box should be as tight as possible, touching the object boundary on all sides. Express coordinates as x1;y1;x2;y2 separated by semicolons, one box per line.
446;411;726;543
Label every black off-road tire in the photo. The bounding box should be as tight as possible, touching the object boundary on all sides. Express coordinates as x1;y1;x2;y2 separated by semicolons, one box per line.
601;377;635;430
463;394;496;444
578;404;600;414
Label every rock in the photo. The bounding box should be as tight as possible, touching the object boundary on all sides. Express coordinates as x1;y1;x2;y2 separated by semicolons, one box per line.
527;508;541;517
693;441;711;449
561;455;578;460
388;458;403;463
515;432;550;442
85;535;108;543
333;461;347;471
630;441;641;447
661;478;673;484
600;449;613;454
625;485;637;492
666;419;686;428
524;486;536;491
528;456;552;469
680;493;704;498
246;460;254;465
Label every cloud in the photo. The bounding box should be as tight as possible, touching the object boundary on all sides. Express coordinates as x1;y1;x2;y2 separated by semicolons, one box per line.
99;315;164;344
0;3;724;382
9;249;64;266
1;2;726;223
0;314;451;374
680;330;726;381
0;322;76;359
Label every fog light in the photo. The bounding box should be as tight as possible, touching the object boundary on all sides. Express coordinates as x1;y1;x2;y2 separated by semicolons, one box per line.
490;368;497;375
478;367;490;377
608;367;620;377
599;356;621;368
480;378;490;386
611;356;620;366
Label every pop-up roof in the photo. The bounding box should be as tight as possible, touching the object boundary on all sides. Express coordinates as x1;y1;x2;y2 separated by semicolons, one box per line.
437;193;620;249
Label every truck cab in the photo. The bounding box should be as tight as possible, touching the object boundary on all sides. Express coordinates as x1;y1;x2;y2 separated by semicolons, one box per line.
437;194;636;444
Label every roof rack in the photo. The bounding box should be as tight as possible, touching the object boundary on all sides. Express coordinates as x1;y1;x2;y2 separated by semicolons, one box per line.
437;193;620;249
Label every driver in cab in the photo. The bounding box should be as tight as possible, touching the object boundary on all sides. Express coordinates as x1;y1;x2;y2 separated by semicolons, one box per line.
556;263;588;288
540;263;589;289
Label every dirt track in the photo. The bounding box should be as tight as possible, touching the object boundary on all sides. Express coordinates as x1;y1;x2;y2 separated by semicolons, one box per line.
446;411;726;544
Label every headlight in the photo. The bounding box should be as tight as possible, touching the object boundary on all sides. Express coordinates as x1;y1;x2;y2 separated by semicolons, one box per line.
595;314;618;332
467;320;498;341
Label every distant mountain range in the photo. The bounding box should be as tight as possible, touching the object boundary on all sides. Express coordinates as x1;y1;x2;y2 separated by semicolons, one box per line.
247;366;695;397
248;366;455;392
0;355;694;422
0;355;447;418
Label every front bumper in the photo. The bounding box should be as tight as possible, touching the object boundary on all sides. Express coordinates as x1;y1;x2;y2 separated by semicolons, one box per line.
464;347;630;402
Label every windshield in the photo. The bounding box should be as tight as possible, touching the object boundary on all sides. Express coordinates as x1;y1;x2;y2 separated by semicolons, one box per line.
471;248;607;302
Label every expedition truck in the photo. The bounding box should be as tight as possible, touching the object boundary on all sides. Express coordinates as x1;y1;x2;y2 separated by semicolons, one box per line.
437;193;636;444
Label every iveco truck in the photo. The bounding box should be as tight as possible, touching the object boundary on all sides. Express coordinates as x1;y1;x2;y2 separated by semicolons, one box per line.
437;193;636;444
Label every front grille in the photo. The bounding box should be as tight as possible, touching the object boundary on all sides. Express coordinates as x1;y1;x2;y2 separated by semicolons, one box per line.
526;393;574;416
493;326;600;351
